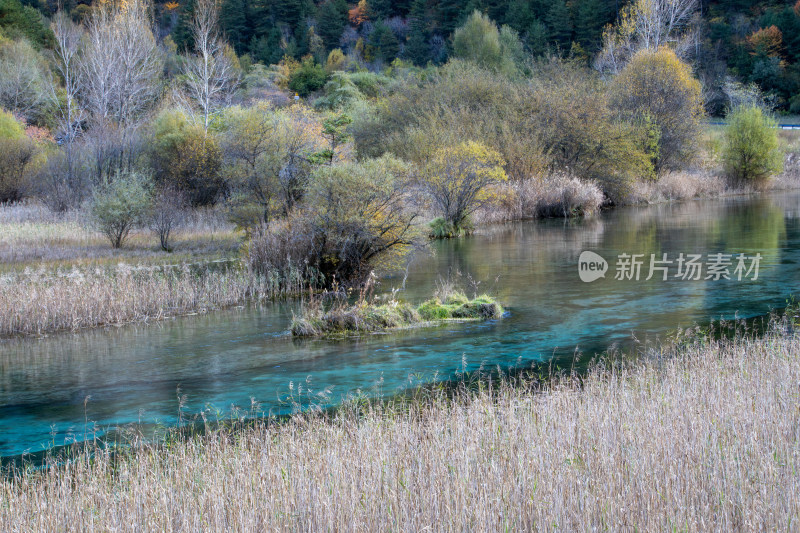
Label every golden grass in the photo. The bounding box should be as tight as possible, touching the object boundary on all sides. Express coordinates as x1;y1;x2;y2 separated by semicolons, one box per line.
0;263;302;336
2;329;798;530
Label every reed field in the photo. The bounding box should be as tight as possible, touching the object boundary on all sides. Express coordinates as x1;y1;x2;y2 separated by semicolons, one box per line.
2;326;798;531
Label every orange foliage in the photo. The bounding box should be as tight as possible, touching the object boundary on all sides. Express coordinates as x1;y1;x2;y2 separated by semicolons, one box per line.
24;125;54;144
349;0;368;26
795;0;800;16
165;1;179;11
747;26;783;57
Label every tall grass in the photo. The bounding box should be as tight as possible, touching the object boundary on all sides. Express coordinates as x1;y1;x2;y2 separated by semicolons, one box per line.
2;328;798;530
0;263;306;336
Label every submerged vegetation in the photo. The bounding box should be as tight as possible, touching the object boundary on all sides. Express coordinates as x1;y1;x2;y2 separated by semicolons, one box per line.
291;289;503;337
3;321;799;530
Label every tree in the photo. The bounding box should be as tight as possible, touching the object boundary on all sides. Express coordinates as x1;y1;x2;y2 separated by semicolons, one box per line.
596;0;699;74
182;0;240;132
316;0;348;51
90;170;152;248
404;0;430;65
314;113;352;165
545;0;572;51
304;155;419;285
0;38;52;124
722;105;783;186
219;0;249;53
50;12;85;206
610;47;703;172
452;10;520;74
288;57;328;96
421;141;506;235
149;109;224;205
0;108;36;202
81;0;163;126
368;21;400;63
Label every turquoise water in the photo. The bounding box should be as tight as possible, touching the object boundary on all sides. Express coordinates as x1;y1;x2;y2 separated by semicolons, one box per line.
2;192;799;458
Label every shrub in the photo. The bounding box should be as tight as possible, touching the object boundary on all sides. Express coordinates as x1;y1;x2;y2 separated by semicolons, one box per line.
149;109;224;206
288;57;328;97
0;108;37;202
421;141;506;236
722;105;783;186
90;171;152;248
148;185;187;252
248;156;420;288
610;47;704;173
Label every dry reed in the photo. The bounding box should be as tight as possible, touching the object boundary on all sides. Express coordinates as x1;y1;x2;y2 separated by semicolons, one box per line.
2;328;798;530
0;263;304;336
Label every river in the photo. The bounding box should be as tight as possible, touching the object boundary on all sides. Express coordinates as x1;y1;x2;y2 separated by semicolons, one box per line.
1;192;799;458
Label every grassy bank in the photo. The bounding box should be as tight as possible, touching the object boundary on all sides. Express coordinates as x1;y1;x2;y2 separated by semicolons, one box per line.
3;327;799;530
290;291;503;337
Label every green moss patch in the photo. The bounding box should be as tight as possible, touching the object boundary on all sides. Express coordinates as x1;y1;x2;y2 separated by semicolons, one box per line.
291;292;503;338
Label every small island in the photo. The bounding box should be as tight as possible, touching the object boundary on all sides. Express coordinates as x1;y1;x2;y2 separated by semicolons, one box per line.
291;292;504;337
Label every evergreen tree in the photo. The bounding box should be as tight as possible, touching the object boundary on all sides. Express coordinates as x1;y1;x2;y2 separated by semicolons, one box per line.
504;0;534;33
172;0;196;51
369;0;393;20
369;21;400;62
250;28;283;65
316;0;348;51
405;0;430;65
573;0;610;52
545;0;571;52
437;0;467;35
220;0;249;54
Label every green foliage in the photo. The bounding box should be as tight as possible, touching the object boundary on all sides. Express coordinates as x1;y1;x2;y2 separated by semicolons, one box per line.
303;155;419;284
0;0;53;49
0;107;39;202
288;57;328;97
312;113;352;164
313;72;364;111
148;110;225;206
367;21;400;63
451;10;521;75
90;171;153;248
722;105;784;185
0;107;24;139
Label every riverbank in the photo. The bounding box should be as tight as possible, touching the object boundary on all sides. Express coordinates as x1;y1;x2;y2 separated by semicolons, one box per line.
3;323;798;530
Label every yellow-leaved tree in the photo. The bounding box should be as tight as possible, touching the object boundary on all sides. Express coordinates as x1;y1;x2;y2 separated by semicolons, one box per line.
422;141;506;237
610;47;703;173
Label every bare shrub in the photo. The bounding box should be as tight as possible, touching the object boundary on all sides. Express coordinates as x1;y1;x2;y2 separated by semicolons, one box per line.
483;175;604;222
148;186;188;252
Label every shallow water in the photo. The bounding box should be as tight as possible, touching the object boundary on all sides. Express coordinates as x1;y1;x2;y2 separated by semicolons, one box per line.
2;192;799;458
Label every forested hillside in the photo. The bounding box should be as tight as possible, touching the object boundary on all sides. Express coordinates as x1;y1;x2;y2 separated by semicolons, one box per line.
3;0;798;112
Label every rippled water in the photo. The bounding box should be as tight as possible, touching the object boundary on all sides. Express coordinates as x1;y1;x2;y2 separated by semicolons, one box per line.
2;192;799;458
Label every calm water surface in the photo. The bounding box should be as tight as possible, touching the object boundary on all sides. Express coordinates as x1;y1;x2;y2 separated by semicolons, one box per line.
2;192;799;457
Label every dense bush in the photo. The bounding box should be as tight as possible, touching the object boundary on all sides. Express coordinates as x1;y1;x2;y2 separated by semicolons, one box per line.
421;141;506;235
248;155;419;288
149;110;224;206
0;108;38;202
722;105;783;186
90;171;152;248
610;47;704;173
288;57;328;97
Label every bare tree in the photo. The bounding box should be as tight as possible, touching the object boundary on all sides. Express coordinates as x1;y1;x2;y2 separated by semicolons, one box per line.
595;0;699;75
50;12;86;202
182;0;239;132
149;185;188;251
81;0;163;126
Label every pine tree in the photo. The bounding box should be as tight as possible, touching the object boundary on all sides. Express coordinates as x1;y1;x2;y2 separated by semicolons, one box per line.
316;0;349;51
545;0;571;52
573;0;610;52
504;0;534;33
172;0;196;52
220;0;249;53
369;21;400;62
405;0;430;65
437;0;467;35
